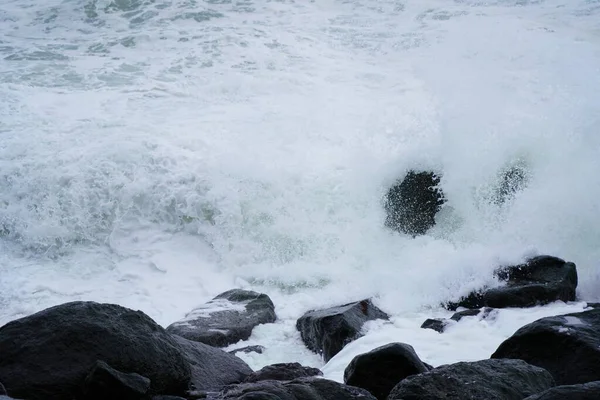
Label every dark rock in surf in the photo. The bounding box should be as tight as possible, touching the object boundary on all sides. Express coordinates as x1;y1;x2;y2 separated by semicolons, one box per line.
523;381;600;400
388;358;554;400
173;335;252;391
420;318;450;333
585;302;600;309
228;345;265;355
0;301;190;400
152;396;188;400
0;382;5;396
296;299;389;362
82;360;151;400
491;308;600;385
385;170;445;236
446;255;577;310
494;163;529;205
243;363;322;383
213;377;377;400
344;343;429;400
167;289;276;347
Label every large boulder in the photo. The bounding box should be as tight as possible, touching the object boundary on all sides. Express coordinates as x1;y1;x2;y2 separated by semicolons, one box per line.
388;359;554;400
491;308;600;385
0;301;190;400
384;170;445;236
167;289;276;347
173;335;252;391
296;299;389;362
82;360;151;400
243;363;322;383
344;343;429;400
523;381;600;400
213;377;377;400
446;255;577;310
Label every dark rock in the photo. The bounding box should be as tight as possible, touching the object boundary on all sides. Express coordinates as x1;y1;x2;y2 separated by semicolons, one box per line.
450;307;495;321
243;363;322;383
0;397;17;400
82;360;150;400
384;170;445;236
296;299;389;362
491;308;600;385
215;377;377;400
173;335;252;391
0;382;5;395
228;345;265;355
167;289;276;347
388;358;554;400
344;343;429;400
0;301;190;400
152;396;188;400
420;318;450;333
523;381;600;400
446;255;577;310
494;163;529;205
586;302;600;309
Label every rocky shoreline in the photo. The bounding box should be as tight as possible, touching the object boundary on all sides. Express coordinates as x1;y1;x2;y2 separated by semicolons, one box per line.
1;256;599;399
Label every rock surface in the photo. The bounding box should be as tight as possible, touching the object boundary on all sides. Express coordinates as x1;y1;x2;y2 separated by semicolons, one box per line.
296;299;389;362
243;363;322;383
422;308;496;333
173;335;252;391
0;301;190;400
523;381;600;400
213;377;377;400
420;318;451;333
228;345;265;355
167;289;276;347
344;343;429;400
82;360;151;400
388;359;554;400
385;170;445;236
0;383;5;396
491;308;600;385
447;255;577;310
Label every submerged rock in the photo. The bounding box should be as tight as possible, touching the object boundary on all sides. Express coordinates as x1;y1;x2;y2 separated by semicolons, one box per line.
421;308;496;333
0;301;190;400
446;255;577;310
82;360;151;400
384;170;445;236
420;318;450;333
523;381;600;400
491;308;600;385
167;289;276;347
243;363;322;383
214;377;377;400
388;359;554;400
228;345;265;355
344;343;429;400
173;335;251;391
296;299;389;362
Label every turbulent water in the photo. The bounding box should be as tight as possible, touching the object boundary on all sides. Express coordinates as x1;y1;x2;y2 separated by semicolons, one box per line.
1;0;600;376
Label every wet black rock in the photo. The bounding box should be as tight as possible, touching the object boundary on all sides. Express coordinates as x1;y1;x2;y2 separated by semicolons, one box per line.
385;170;445;236
523;381;600;400
0;301;190;400
388;359;554;400
214;377;377;400
491;308;600;385
0;382;5;396
296;299;389;362
82;360;151;400
167;289;276;347
173;335;252;391
228;345;265;355
420;318;450;333
344;343;429;400
243;363;322;383
421;308;496;333
446;255;577;310
450;307;495;321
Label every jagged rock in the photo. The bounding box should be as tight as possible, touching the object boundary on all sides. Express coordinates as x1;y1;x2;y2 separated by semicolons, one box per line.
385;170;445;236
228;345;265;355
420;318;450;333
446;255;577;310
213;377;377;400
296;299;389;362
523;381;600;400
0;301;190;400
167;289;276;347
388;359;554;400
491;308;600;385
243;363;322;383
344;343;429;400
173;335;251;391
82;360;151;400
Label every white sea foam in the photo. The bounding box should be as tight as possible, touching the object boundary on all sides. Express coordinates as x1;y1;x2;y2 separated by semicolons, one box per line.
1;0;599;378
